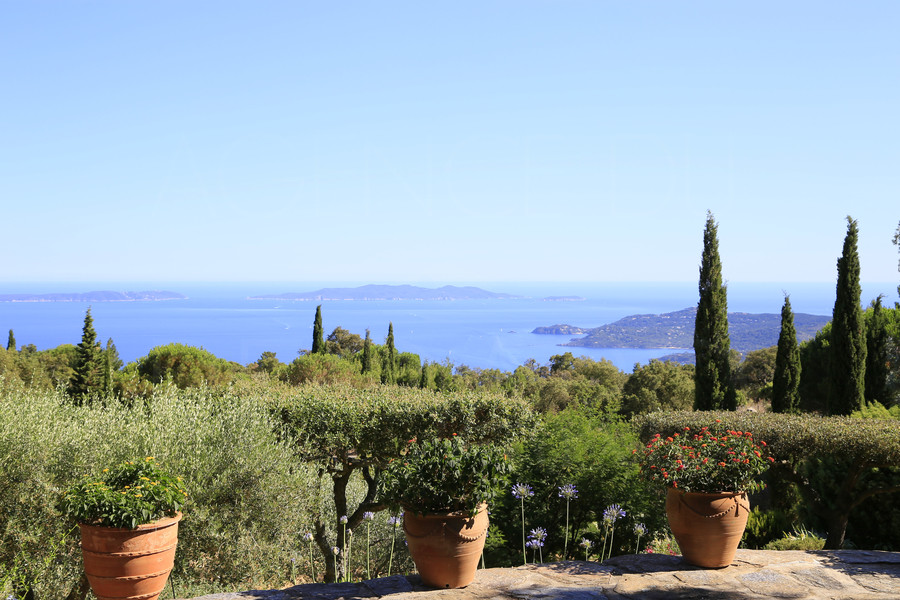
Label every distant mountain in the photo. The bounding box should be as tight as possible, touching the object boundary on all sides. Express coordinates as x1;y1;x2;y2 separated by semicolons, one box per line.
250;284;522;301
533;307;830;354
0;290;187;302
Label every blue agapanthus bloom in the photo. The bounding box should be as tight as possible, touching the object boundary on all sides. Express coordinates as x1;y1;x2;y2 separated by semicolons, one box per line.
303;532;314;542
339;515;349;524
558;483;579;499
529;527;548;542
363;511;375;521
603;504;626;524
512;482;534;500
633;522;648;535
388;516;402;527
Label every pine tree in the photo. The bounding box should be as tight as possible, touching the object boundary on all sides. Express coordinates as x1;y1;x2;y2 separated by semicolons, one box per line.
381;322;396;385
312;305;325;354
361;329;373;373
772;296;801;414
830;217;867;415
70;307;103;402
693;211;737;411
6;329;15;352
102;337;121;397
864;296;888;406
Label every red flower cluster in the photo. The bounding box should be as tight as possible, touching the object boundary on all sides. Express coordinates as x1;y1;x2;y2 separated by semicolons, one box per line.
636;425;773;493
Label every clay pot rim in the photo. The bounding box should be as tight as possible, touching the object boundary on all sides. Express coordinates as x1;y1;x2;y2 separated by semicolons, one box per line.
402;502;487;519
667;489;746;497
79;512;182;532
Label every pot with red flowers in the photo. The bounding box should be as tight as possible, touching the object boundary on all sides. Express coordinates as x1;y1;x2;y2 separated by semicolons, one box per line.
636;423;774;568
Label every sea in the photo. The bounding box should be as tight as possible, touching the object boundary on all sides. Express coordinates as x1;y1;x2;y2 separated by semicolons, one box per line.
0;281;894;374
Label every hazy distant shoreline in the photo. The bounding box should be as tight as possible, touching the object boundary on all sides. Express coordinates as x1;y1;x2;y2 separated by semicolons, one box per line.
0;291;187;303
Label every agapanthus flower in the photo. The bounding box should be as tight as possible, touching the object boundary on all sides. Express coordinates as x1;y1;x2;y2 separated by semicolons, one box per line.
633;522;647;536
603;504;626;524
388;516;401;527
529;527;547;542
340;515;348;524
512;482;534;499
363;511;375;521
331;546;340;555
303;532;314;542
579;537;592;549
558;483;578;499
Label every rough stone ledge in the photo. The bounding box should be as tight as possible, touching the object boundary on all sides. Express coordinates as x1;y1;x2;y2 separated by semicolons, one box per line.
183;549;900;600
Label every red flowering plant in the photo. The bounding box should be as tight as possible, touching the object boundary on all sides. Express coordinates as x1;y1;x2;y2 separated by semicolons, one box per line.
635;423;774;493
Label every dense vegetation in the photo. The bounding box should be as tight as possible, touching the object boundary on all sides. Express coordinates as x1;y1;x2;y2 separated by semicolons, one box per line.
1;216;899;598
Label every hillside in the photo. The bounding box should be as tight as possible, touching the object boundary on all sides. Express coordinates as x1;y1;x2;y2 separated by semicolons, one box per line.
250;284;521;301
534;307;830;354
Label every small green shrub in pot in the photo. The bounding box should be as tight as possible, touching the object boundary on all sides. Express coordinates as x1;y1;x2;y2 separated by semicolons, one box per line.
61;457;187;528
379;436;510;516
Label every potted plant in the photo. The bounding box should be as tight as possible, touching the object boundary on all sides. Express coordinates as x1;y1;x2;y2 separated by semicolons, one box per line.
61;457;187;600
636;423;774;568
379;436;509;588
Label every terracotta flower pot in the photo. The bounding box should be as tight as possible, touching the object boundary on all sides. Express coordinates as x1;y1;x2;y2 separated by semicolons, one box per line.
79;513;181;600
403;503;488;588
666;489;749;568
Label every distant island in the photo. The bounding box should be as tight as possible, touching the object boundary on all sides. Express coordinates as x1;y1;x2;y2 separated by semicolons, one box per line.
250;284;522;301
533;307;830;354
0;290;187;303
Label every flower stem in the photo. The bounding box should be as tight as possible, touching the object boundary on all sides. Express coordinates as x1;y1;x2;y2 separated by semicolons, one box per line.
520;497;527;565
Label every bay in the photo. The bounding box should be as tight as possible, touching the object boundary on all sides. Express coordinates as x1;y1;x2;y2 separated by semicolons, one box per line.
0;281;890;373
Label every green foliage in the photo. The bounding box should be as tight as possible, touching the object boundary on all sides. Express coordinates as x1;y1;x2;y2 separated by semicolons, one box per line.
6;329;14;352
799;323;832;413
396;352;423;387
69;307;103;402
0;380;324;597
326;326;364;357
743;507;792;549
763;525;825;551
312;305;325;355
135;343;236;389
636;424;773;493
773;296;802;413
381;322;396;385
61;457;187;529
490;410;662;563
622;359;694;417
361;329;374;374
831;216;867;415
379;436;510;516
283;352;366;386
694;211;737;411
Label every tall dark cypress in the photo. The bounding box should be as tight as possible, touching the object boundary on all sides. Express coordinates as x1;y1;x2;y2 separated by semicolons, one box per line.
381;322;396;385
831;216;867;415
693;211;737;411
312;305;325;354
361;329;373;373
6;329;15;352
864;296;888;406
772;296;801;413
70;307;102;402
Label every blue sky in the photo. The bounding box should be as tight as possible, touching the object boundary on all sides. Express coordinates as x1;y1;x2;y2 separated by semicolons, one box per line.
2;2;898;289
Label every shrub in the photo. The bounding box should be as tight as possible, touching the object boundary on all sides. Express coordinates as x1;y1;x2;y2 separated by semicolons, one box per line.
763;526;825;551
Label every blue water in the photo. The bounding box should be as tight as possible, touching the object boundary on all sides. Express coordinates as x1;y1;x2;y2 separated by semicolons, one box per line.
0;281;893;373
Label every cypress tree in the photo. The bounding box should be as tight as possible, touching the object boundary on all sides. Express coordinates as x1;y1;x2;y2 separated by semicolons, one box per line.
381;322;396;385
6;329;15;352
312;305;325;354
864;296;888;406
361;329;373;373
693;211;737;411
70;307;103;402
830;216;867;415
772;296;801;414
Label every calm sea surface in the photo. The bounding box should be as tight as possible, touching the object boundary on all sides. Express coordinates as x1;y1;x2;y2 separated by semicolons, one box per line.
0;281;891;373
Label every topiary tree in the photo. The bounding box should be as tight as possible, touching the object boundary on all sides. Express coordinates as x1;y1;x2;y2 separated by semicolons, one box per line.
273;385;535;582
633;411;900;549
693;211;737;411
6;329;15;352
380;322;396;385
772;296;801;414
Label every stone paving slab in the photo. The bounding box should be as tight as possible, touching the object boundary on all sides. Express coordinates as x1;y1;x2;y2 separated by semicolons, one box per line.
183;550;900;600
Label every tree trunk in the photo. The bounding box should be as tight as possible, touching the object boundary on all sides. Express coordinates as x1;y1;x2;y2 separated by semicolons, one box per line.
824;512;849;549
